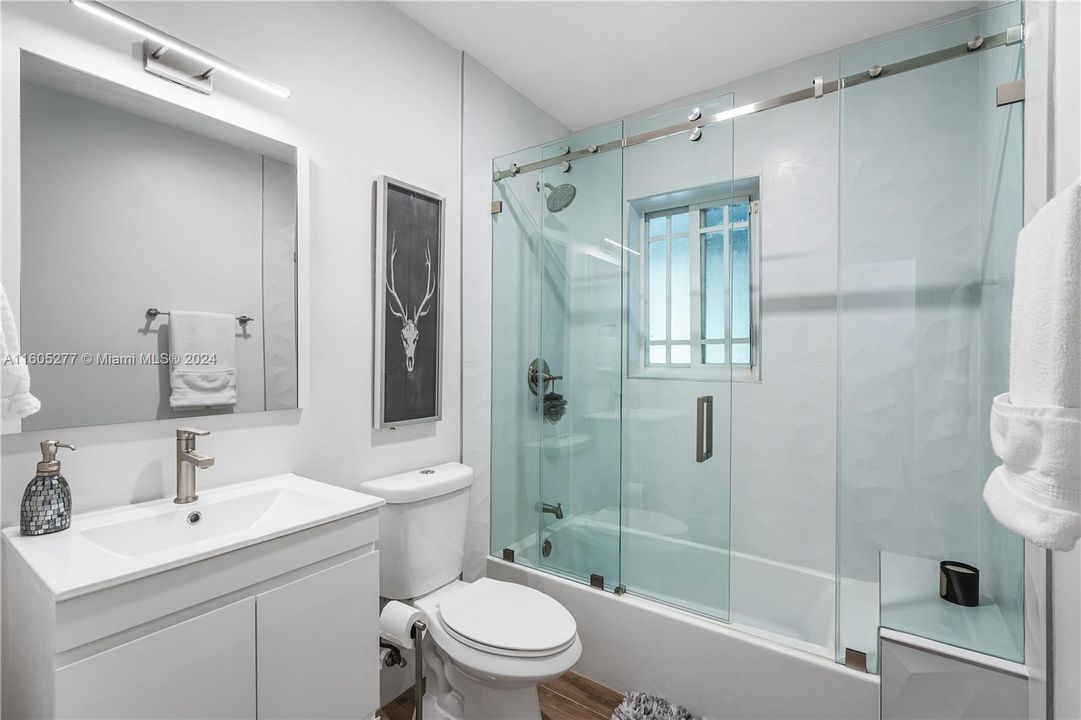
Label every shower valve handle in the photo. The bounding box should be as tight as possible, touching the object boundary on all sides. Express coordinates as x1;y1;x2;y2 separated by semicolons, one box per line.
527;359;562;396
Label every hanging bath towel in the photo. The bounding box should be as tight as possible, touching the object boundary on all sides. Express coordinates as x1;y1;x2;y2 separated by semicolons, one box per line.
1;283;41;421
983;179;1081;551
168;310;238;410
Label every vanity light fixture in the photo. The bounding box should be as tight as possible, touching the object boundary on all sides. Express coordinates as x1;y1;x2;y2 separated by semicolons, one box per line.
69;0;291;99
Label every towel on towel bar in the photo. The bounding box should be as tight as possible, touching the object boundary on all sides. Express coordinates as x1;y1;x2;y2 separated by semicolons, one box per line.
983;179;1081;551
168;310;238;410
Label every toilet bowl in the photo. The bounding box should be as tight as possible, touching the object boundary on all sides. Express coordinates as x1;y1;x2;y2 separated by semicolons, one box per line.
360;463;581;720
411;579;581;719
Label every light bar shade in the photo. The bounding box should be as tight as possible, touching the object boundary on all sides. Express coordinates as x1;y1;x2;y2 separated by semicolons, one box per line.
70;0;290;98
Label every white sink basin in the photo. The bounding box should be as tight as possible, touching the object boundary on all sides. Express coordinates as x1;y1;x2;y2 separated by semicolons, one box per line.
2;474;383;600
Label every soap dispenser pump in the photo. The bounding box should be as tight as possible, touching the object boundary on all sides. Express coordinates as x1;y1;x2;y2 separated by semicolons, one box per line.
21;440;76;536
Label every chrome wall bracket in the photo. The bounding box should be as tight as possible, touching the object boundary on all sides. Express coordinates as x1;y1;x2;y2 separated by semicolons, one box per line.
844;648;869;672
1006;24;1024;45
813;76;824;98
996;79;1025;107
491;200;503;215
142;39;212;94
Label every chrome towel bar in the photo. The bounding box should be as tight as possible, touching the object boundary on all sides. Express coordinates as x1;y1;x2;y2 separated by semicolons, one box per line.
146;307;255;326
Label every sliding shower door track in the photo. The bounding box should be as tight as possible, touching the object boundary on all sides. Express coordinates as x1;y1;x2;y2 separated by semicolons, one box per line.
493;25;1022;182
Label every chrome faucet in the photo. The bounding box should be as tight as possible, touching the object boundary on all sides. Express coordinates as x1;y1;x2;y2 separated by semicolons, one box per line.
175;427;214;504
541;502;564;520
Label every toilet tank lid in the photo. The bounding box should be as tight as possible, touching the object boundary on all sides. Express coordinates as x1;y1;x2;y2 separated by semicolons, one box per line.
358;462;473;504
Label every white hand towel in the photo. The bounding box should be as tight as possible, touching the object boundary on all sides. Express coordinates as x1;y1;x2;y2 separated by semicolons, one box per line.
983;179;1081;551
1;284;41;420
168;311;238;410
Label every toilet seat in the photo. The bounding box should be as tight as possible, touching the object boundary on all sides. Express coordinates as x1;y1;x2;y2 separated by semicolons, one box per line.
436;578;577;658
412;578;583;707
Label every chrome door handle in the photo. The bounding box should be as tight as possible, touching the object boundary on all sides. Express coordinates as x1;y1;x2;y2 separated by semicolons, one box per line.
696;395;713;463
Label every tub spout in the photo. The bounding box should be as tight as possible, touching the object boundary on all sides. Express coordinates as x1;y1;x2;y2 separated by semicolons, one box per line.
541;502;564;520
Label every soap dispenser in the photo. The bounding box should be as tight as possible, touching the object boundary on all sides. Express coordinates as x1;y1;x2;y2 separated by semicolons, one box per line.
21;440;76;536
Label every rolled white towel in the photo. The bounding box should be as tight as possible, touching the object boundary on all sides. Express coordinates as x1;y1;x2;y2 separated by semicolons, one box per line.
984;179;1081;550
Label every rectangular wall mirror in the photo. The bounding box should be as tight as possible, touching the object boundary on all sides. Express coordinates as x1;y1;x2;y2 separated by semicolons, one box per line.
11;52;303;432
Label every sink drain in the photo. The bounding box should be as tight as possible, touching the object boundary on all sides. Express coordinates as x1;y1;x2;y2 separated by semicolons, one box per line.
187;511;202;525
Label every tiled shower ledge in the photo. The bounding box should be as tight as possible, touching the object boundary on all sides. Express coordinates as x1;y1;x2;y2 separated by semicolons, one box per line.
879;551;1024;664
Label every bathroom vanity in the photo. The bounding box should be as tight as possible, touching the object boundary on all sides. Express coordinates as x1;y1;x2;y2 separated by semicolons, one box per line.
1;475;383;720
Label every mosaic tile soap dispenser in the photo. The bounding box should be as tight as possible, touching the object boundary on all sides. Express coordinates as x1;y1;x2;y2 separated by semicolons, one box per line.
21;440;76;536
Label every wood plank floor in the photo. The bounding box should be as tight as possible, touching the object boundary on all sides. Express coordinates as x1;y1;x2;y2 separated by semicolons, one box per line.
378;671;623;720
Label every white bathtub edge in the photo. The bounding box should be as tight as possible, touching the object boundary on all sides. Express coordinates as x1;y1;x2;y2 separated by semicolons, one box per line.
488;557;879;720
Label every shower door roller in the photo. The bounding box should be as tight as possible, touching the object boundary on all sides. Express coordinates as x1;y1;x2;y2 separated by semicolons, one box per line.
696;395;714;462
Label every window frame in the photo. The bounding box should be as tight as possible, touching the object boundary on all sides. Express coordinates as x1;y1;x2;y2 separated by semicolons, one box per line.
633;191;761;382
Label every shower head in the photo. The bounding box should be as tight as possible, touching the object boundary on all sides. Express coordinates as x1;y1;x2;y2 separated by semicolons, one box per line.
543;182;576;213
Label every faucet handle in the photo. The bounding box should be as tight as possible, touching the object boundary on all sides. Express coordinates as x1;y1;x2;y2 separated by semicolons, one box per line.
177;427;210;440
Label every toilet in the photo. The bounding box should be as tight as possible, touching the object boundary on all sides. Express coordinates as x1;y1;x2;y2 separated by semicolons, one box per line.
360;462;581;720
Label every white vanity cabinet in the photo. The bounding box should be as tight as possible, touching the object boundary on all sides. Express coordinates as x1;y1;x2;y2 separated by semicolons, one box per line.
1;475;383;720
256;553;378;719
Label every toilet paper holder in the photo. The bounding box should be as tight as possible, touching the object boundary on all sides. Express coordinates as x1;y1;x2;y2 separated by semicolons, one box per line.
380;620;427;720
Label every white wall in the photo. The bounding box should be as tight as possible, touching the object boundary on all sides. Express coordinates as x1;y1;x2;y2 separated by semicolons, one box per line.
1022;2;1080;718
1;0;462;521
460;54;567;580
1050;3;1081;711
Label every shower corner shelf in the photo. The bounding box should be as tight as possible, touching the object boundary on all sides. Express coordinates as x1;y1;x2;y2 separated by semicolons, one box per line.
878;552;1024;665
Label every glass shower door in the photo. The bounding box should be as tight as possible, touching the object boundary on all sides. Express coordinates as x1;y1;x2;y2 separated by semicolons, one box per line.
837;2;1025;672
491;142;548;570
533;123;626;588
490;123;626;589
619;96;736;619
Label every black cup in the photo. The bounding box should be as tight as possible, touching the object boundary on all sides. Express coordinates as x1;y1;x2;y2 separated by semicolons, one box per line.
939;561;979;607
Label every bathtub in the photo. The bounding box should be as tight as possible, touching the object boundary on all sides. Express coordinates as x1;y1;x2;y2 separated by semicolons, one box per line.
498;513;878;719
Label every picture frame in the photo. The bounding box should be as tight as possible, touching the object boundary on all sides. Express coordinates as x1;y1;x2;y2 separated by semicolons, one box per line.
372;176;444;429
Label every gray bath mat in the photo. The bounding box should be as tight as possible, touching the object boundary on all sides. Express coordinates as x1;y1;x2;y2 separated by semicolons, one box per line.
611;692;695;720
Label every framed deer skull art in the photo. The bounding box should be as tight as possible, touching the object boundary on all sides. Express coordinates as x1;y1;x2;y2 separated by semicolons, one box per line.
373;176;444;428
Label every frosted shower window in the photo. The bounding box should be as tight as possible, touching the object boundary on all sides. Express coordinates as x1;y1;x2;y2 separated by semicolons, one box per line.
645;207;692;364
643;197;756;373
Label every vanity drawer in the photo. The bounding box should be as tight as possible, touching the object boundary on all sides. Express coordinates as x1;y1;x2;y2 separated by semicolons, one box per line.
56;598;256;719
53;510;378;653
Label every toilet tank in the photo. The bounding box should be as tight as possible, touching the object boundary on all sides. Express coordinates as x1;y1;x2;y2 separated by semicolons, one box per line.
358;462;473;600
